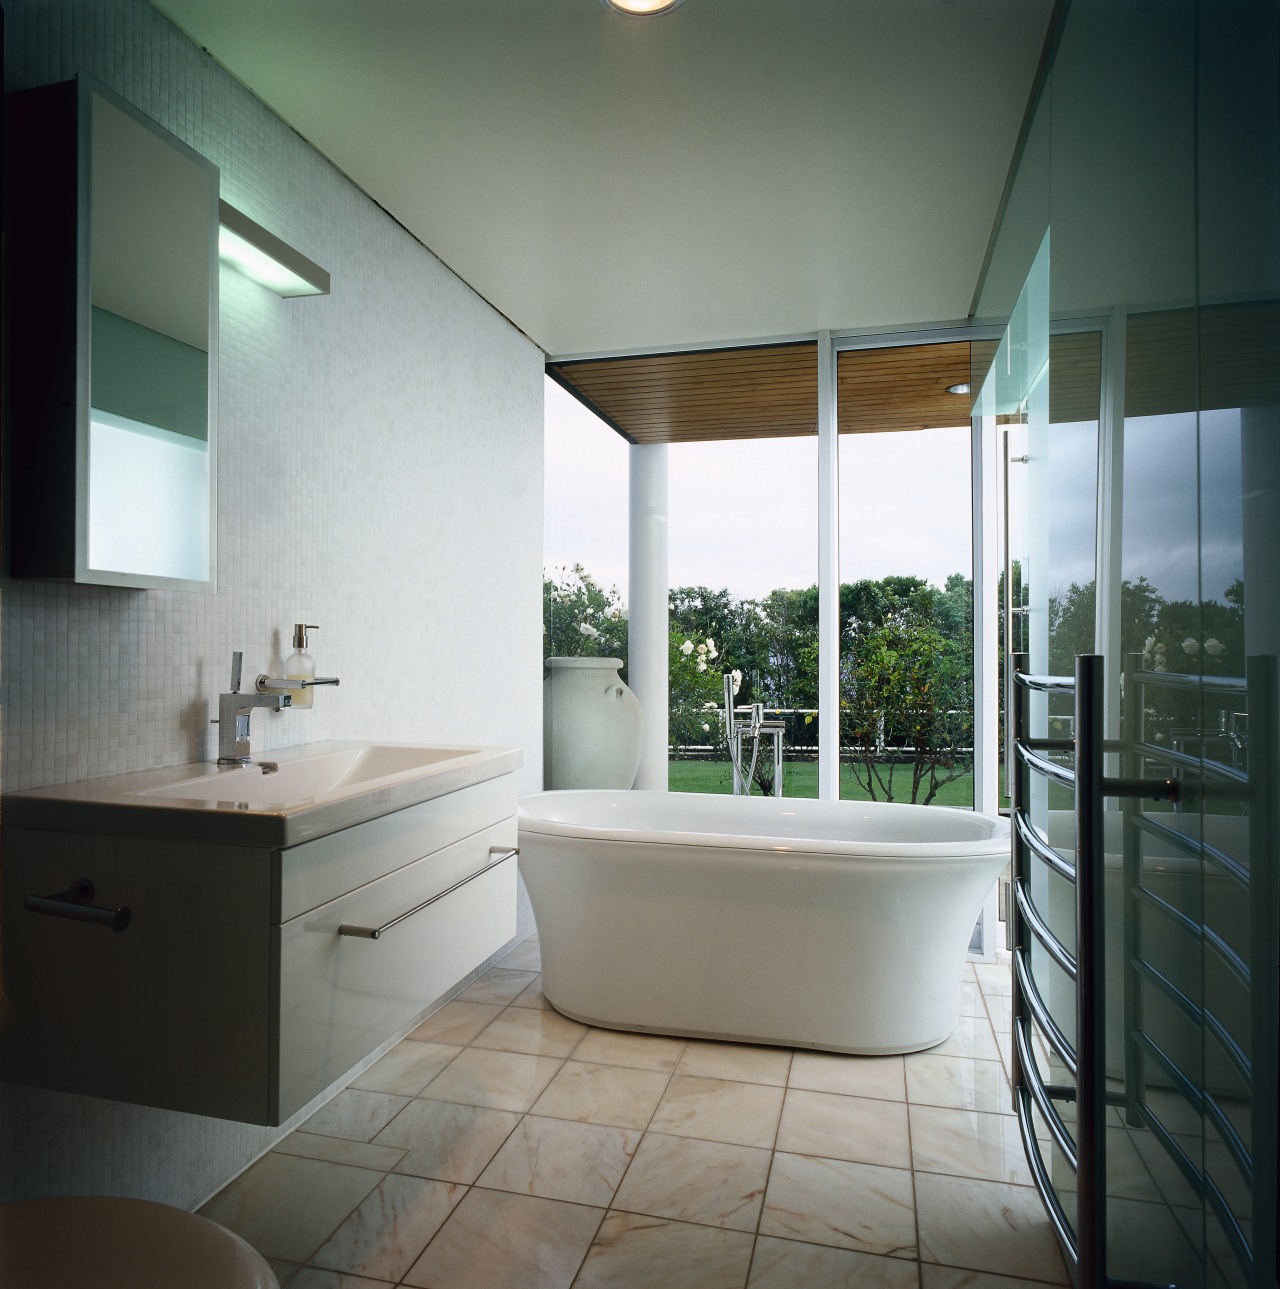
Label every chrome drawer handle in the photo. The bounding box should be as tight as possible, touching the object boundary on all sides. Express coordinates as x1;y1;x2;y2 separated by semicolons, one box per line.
24;878;132;933
338;846;518;941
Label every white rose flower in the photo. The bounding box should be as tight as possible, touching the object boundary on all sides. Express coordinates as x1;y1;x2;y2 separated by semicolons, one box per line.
696;659;707;672
731;669;743;695
696;643;707;655
680;640;694;656
579;622;599;638
1203;637;1224;656
1181;637;1200;655
701;723;711;732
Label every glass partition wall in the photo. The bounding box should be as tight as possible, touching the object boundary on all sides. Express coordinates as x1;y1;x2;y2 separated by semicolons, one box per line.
974;1;1278;1285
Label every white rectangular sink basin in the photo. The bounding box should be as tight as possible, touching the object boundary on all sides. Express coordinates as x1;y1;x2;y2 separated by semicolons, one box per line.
3;740;523;846
140;745;477;807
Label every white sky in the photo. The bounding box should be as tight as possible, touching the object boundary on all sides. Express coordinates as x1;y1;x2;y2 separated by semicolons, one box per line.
544;376;973;605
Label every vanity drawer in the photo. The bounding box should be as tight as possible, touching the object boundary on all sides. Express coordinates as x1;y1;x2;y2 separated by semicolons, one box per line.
1;828;274;1124
278;775;516;920
274;815;517;1120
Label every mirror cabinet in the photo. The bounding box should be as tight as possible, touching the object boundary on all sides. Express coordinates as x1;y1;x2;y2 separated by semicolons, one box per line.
7;75;218;590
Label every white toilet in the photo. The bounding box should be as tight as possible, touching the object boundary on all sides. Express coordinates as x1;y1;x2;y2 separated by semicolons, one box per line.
0;1196;278;1289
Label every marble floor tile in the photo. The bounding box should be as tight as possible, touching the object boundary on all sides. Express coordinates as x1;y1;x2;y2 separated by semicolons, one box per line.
500;937;544;972
648;1074;785;1149
747;1236;920;1289
574;1211;755;1289
995;1029;1014;1081
920;1265;1066;1289
511;975;554;1010
929;1015;1002;1061
675;1039;792;1085
375;1097;522;1183
760;1152;916;1259
410;999;505;1045
611;1131;771;1232
1104;1125;1167;1203
457;967;540;1005
310;1173;463;1282
908;1104;1033;1185
349;1039;461;1096
789;1051;906;1102
420;1045;563;1112
959;979;987;1018
974;962;1013;996
1106;1196;1202;1287
532;1059;672;1129
915;1171;1067;1283
200;1152;383;1264
471;1003;589;1057
571;1028;686;1072
776;1089;912;1169
300;1089;412;1143
477;1114;639;1206
285;1269;394;1288
905;1052;1012;1115
402;1187;602;1289
273;1131;406;1173
263;1257;300;1285
985;991;1013;1032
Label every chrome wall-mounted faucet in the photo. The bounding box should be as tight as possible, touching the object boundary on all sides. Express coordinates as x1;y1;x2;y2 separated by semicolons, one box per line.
214;652;292;765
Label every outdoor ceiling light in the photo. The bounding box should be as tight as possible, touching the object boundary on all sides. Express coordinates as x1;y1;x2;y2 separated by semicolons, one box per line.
218;200;331;298
601;0;686;15
946;382;972;395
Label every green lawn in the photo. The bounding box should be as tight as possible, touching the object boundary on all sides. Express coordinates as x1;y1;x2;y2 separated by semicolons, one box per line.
667;759;975;807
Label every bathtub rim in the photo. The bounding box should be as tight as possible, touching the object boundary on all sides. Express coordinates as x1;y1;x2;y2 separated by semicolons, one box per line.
518;788;1010;862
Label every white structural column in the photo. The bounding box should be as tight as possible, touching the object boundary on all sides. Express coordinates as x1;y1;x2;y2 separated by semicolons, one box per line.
629;443;670;790
817;332;840;799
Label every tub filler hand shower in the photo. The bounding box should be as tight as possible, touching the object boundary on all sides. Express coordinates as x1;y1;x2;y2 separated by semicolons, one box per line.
723;672;784;796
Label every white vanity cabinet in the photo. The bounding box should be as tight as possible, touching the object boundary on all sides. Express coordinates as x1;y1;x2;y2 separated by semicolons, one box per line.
1;769;518;1125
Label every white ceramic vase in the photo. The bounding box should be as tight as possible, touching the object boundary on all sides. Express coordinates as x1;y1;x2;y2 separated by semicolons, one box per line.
543;657;644;790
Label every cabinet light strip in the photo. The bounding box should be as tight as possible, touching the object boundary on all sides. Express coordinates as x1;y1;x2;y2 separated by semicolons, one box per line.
218;199;330;298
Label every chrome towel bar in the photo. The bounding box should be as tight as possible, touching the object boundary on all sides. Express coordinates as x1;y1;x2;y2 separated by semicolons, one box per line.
338;846;518;940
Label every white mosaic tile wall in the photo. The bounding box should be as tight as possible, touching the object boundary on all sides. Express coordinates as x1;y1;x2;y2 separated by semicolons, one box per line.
1;0;545;1207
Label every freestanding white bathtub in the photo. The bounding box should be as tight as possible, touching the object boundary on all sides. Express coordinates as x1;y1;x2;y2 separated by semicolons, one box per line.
518;790;1011;1055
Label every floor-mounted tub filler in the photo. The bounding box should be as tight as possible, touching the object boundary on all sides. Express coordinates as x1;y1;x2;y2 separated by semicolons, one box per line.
517;790;1011;1055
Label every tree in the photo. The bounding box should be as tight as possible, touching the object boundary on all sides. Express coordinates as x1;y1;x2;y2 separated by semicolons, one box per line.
841;578;973;804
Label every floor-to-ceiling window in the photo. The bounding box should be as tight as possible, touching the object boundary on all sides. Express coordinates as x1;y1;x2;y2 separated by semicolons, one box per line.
667;434;818;796
836;390;975;806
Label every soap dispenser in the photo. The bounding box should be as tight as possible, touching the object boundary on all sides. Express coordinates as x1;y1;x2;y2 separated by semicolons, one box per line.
285;623;319;709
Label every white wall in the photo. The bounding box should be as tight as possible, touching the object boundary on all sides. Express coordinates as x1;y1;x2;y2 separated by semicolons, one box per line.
0;0;544;1206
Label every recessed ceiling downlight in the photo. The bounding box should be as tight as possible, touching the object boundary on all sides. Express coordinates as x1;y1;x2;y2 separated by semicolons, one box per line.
601;0;686;15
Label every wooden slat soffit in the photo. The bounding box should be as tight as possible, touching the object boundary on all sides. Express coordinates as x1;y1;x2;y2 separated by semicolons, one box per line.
548;341;978;444
550;299;1280;446
548;344;819;444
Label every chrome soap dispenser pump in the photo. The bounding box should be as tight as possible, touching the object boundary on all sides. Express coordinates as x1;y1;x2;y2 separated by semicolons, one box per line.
285;623;319;709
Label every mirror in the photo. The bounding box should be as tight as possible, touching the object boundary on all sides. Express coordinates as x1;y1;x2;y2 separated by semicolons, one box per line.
7;76;218;590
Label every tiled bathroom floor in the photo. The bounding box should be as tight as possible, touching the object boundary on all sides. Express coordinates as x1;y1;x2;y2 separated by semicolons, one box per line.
203;938;1069;1289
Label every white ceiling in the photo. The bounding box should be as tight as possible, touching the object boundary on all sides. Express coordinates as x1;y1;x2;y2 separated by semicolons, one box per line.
153;0;1052;358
